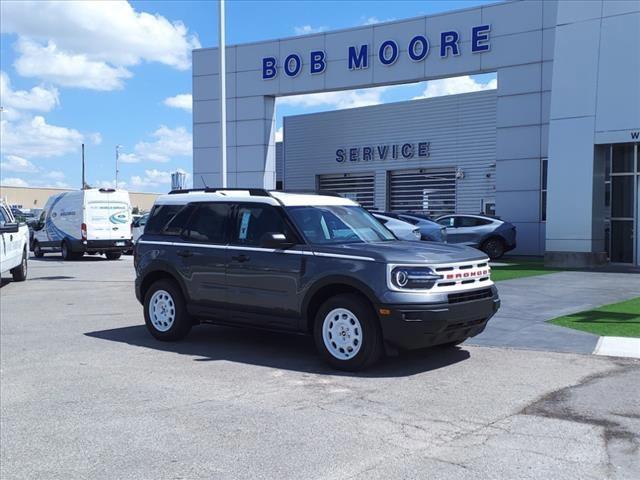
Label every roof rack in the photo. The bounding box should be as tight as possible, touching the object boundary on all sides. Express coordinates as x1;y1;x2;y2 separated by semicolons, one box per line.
168;187;271;196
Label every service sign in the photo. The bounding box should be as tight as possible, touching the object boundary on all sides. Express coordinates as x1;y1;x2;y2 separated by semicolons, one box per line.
262;25;491;80
336;142;430;163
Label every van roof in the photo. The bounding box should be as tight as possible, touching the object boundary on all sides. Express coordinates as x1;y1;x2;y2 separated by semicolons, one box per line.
153;189;358;207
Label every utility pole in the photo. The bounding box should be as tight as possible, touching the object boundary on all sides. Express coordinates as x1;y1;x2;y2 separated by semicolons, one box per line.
115;145;122;188
218;0;227;187
81;143;86;190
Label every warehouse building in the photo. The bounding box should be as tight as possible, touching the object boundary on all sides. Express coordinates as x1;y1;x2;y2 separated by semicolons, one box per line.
193;0;640;265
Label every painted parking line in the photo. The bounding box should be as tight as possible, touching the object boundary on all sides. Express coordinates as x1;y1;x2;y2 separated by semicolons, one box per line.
593;337;640;359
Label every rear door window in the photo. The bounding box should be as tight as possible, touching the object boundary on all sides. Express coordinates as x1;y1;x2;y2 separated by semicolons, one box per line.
163;205;196;236
437;216;455;227
182;203;230;244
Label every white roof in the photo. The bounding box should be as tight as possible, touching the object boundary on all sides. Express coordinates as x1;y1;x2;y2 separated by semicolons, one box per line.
154;190;358;207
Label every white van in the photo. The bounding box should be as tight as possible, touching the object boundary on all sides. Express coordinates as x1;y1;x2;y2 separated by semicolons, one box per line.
31;188;133;260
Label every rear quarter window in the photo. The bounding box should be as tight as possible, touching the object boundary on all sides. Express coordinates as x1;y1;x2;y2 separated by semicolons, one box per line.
145;204;183;235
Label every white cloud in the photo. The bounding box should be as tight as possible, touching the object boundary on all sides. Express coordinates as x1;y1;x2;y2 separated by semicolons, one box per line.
294;25;327;35
362;16;395;25
0;154;38;173
2;1;200;68
45;170;65;180
120;125;192;164
278;86;391;110
14;39;133;91
88;132;102;145
1;177;29;187
0;70;59;112
413;75;497;99
1;115;84;158
130;168;189;191
163;93;192;112
275;126;283;143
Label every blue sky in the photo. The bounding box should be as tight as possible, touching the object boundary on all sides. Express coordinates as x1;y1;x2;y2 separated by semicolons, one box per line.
1;0;497;193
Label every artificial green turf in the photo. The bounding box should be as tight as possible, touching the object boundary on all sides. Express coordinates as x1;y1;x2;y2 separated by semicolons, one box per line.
548;297;640;338
491;259;561;282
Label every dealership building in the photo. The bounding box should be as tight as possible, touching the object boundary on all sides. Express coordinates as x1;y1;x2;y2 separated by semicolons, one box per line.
192;0;640;266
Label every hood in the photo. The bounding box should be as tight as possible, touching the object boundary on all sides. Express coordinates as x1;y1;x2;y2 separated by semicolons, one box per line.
314;241;487;264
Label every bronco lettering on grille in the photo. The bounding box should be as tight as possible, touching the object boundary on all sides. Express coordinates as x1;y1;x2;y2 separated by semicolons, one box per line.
445;269;489;280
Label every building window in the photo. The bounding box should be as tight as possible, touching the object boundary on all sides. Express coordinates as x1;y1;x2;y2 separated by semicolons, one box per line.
541;158;548;222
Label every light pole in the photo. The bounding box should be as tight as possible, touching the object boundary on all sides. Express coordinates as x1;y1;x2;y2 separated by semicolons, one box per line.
218;0;227;188
115;145;123;188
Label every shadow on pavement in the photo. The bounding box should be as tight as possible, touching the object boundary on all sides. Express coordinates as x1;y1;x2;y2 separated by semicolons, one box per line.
30;255;111;262
85;323;471;378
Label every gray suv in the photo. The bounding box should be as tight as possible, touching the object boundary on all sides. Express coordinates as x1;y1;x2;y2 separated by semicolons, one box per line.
134;189;500;371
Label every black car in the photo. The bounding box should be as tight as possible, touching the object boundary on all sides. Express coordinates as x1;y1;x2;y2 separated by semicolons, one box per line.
134;189;500;371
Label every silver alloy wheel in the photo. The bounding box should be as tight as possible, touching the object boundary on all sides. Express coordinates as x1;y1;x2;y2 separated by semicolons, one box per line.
322;308;363;360
149;289;176;332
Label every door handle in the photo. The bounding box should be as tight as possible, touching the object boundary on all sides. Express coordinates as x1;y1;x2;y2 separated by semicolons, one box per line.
232;254;250;263
176;249;193;258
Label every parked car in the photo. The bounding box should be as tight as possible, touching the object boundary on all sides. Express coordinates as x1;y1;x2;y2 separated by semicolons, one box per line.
371;213;421;241
0;200;29;281
380;211;446;242
435;214;516;259
135;189;500;371
31;188;133;260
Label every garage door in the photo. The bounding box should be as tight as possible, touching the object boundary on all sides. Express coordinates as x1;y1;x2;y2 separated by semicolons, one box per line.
317;172;375;209
388;168;457;216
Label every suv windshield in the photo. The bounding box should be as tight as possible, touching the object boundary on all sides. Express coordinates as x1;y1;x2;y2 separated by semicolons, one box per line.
287;205;395;244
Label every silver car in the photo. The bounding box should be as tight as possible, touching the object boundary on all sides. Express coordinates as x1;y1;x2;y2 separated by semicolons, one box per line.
372;213;421;241
435;214;517;259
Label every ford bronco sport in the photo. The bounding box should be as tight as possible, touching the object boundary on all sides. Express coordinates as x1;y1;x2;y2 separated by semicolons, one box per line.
134;189;500;371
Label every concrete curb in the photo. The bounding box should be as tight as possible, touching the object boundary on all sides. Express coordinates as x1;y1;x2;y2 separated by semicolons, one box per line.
593;336;640;359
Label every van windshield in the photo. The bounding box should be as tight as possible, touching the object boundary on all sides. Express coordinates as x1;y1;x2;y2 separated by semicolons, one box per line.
87;202;130;225
287;205;395;244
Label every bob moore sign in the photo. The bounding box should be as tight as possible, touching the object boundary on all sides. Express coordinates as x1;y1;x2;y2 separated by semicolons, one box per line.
336;142;430;163
262;25;491;79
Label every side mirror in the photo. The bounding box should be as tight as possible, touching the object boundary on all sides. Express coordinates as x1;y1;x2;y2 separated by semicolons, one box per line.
260;232;294;249
0;222;19;234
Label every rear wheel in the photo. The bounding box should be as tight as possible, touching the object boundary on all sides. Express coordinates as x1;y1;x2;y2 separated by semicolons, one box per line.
144;279;192;341
105;252;121;260
33;241;44;258
481;237;505;260
61;241;72;260
11;250;28;282
313;294;383;371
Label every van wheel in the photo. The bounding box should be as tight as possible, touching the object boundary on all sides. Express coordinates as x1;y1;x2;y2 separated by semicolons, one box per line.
144;279;192;341
11;250;28;282
105;252;121;260
481;237;505;260
61;241;72;260
33;241;44;258
314;294;383;371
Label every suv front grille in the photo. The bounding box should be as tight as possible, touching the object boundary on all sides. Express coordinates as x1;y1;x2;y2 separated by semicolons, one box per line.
429;261;491;291
448;288;493;304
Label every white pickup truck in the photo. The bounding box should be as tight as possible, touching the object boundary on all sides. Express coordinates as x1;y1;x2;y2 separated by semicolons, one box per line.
0;201;29;282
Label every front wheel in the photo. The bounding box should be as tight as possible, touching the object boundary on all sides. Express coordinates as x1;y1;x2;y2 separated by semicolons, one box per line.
105;252;121;260
11;250;28;282
144;279;192;341
481;237;505;260
314;294;383;371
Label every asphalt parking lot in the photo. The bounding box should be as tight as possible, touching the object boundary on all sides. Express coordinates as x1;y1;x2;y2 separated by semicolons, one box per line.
1;256;639;479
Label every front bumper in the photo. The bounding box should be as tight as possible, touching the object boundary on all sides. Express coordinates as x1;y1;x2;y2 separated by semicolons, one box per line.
378;287;500;350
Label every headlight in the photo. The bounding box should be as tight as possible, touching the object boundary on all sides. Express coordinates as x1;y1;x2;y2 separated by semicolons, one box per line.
389;266;441;290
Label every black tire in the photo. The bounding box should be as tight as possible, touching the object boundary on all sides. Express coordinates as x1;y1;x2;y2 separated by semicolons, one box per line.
313;293;383;371
33;241;44;258
481;237;505;260
61;240;72;260
105;252;121;260
143;279;192;341
11;250;28;282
